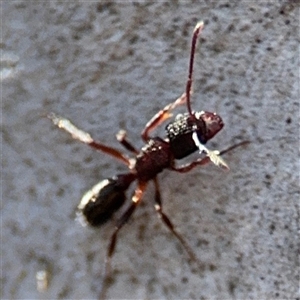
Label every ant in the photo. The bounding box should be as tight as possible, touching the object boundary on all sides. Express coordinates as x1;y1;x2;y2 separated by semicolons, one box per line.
48;21;248;298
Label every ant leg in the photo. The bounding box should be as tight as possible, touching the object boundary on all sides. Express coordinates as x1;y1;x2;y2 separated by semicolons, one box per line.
47;113;131;166
152;177;202;266
99;182;147;300
171;141;250;173
170;156;211;173
116;129;139;154
192;132;230;170
141;92;187;141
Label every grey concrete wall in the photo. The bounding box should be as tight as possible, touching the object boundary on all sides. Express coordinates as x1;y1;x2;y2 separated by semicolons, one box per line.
2;1;299;299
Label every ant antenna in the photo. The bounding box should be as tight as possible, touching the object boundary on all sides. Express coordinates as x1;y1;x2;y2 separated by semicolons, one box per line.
186;21;204;116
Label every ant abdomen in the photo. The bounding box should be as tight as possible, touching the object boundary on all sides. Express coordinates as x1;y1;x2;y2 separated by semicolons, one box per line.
77;174;136;227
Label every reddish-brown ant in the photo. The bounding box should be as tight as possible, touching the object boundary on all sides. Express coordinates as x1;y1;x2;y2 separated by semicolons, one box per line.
48;21;248;298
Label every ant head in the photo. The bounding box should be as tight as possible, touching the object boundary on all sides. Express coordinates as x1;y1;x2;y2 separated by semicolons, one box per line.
195;111;224;142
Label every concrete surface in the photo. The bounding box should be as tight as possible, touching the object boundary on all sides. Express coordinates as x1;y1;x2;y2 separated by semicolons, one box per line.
2;1;299;300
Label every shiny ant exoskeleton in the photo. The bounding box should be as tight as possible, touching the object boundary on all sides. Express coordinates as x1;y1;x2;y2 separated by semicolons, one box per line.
48;21;248;298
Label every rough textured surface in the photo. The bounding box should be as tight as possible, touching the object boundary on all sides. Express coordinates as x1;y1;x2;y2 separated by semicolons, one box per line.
2;2;299;299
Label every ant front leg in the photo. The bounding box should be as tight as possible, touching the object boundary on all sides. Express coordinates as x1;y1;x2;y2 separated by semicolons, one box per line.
170;140;250;173
152;177;202;267
48;113;131;166
141;92;187;141
99;182;147;300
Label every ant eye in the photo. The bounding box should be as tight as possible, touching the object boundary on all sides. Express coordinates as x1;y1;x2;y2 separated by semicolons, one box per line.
77;179;126;227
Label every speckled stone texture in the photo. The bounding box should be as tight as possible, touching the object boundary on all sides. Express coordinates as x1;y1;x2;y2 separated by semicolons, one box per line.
2;1;299;299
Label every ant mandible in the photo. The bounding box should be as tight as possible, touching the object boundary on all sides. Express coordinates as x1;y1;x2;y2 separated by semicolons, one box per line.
48;21;248;297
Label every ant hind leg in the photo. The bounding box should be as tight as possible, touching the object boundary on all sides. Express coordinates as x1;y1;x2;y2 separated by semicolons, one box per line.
98;182;147;300
152;177;203;269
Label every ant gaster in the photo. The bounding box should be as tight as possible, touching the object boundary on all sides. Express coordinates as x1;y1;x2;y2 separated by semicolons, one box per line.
48;21;248;298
